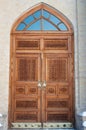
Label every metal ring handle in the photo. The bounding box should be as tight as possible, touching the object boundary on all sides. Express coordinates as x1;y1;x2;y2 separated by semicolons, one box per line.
38;81;42;88
42;81;47;88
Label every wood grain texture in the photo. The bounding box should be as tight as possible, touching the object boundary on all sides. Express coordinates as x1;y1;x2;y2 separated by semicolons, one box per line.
9;3;74;128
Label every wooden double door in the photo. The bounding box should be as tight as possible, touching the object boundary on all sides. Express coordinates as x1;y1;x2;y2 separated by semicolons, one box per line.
10;34;74;128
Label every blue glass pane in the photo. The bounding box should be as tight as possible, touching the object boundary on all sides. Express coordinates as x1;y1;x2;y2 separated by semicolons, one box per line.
16;23;26;30
43;19;57;30
43;10;50;18
33;10;41;18
50;14;61;25
23;15;34;25
27;20;41;30
58;23;67;30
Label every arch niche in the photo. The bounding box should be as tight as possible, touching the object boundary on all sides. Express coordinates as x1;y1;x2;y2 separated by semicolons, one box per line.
9;3;74;129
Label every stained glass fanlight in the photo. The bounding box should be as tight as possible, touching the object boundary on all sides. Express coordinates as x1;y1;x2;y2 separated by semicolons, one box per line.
16;9;68;31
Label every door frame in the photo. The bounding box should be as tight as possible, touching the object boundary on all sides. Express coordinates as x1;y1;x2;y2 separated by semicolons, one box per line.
9;3;74;128
9;31;74;128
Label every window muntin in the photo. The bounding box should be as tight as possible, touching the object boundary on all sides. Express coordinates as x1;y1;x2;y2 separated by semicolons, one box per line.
17;23;26;30
27;20;41;30
58;23;67;31
23;15;34;25
16;9;68;31
43;19;57;30
50;14;61;25
33;10;41;18
43;10;50;18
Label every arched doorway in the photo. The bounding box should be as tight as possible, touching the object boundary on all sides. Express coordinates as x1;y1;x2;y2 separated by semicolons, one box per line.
9;3;74;129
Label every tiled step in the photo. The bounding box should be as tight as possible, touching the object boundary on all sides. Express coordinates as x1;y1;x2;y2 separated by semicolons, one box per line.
8;128;76;130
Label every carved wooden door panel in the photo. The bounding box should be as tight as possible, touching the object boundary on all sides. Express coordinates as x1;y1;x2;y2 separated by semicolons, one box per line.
42;54;72;121
10;36;74;129
12;53;42;126
41;37;74;128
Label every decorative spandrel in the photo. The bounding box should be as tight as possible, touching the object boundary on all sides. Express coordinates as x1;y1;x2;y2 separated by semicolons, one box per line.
16;9;68;31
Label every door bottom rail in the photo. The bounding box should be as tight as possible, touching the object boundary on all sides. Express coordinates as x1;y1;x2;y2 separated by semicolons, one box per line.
11;122;73;128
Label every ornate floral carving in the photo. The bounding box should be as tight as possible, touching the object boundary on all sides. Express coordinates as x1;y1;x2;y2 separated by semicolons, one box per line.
29;88;36;94
48;88;54;93
16;88;25;94
59;87;68;95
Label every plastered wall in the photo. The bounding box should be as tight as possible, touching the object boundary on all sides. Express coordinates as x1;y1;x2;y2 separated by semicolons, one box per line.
77;0;86;111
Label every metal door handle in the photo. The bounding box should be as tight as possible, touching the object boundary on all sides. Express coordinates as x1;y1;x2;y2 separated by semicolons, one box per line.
42;81;47;88
38;81;42;88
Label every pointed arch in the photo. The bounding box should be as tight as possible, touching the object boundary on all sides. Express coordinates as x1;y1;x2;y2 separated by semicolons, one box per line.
11;3;73;33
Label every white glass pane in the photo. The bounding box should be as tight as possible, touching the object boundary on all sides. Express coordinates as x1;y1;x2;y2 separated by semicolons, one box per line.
50;14;61;24
58;23;67;30
43;19;57;30
27;20;41;30
43;10;50;18
16;23;26;30
23;15;34;25
33;10;41;18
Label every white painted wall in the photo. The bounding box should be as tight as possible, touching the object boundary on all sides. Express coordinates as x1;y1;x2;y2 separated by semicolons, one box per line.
77;0;86;111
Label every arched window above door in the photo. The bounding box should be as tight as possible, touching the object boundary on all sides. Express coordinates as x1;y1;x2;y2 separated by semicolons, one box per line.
16;9;68;31
11;3;73;33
